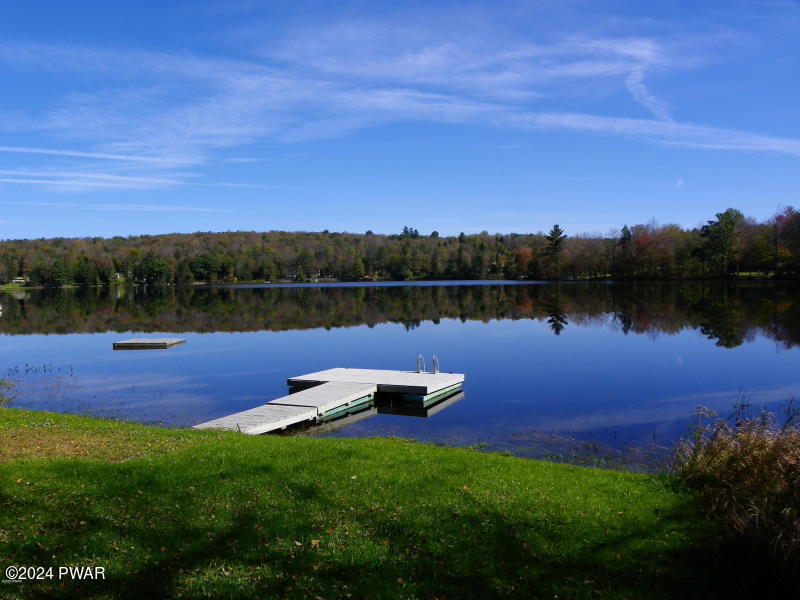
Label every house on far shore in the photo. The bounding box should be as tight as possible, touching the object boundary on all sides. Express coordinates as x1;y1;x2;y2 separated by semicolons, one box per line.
11;276;27;284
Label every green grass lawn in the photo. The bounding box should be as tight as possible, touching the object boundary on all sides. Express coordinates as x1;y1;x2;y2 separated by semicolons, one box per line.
0;409;731;599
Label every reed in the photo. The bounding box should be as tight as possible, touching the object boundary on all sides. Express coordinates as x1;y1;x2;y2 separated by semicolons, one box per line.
673;404;800;588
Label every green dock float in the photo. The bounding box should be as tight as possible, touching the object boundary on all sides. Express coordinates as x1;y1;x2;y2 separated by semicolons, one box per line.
401;382;464;406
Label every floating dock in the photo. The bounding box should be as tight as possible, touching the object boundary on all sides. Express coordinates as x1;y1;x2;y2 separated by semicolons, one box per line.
288;368;463;396
113;338;185;350
194;368;465;435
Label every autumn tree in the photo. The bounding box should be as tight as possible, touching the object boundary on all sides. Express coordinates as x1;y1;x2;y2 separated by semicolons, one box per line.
775;206;800;275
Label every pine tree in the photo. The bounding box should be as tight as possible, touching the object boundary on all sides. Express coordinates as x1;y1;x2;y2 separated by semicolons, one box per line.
545;224;567;278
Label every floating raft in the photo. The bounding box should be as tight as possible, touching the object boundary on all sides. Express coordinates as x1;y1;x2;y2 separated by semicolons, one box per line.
194;368;465;435
113;337;185;350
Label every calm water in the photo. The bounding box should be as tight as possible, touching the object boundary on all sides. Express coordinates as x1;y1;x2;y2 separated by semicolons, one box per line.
2;281;799;465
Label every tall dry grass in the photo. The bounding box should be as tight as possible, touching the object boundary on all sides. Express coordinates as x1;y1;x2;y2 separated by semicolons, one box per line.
673;404;800;588
0;378;15;406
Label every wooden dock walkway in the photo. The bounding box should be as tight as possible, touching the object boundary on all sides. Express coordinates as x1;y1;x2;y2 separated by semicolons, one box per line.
194;368;464;435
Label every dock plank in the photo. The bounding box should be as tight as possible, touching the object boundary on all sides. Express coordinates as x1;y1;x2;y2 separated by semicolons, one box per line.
271;381;376;415
194;404;314;435
288;368;464;395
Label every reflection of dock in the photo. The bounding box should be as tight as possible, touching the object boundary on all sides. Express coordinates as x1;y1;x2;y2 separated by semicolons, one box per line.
194;368;465;435
378;391;465;418
295;407;378;435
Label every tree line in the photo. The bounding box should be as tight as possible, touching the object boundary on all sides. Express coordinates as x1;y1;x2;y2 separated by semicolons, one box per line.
1;207;799;286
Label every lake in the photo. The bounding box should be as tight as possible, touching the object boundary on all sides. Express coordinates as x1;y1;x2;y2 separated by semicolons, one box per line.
2;281;798;467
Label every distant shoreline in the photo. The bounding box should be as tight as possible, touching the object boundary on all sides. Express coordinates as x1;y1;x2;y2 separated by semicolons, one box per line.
1;274;784;292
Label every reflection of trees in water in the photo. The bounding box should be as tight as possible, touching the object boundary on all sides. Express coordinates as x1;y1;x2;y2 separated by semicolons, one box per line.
402;320;422;331
1;282;799;349
546;310;568;336
612;312;633;335
696;298;748;348
542;287;568;336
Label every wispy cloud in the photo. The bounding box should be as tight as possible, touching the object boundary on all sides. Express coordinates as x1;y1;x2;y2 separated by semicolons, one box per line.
625;66;671;120
0;177;166;190
0;200;233;213
0;145;193;166
220;157;271;163
0;9;797;198
0;168;273;193
204;182;278;190
0;168;184;189
503;112;800;155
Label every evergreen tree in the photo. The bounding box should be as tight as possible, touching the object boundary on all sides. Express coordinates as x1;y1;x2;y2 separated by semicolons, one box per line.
545;224;567;278
617;225;633;277
352;257;366;279
175;260;194;285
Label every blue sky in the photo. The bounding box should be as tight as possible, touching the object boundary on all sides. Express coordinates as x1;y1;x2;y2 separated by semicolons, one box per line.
1;0;798;239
